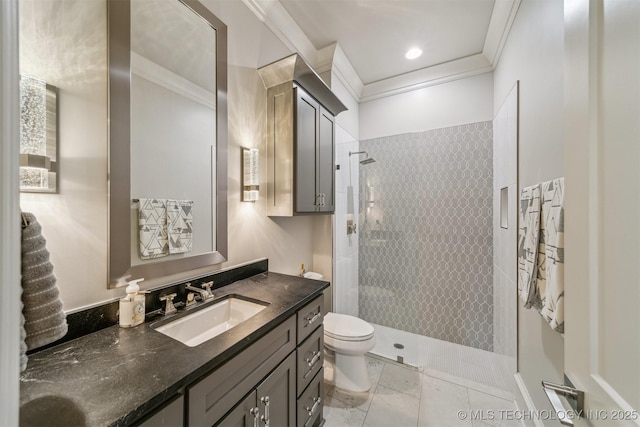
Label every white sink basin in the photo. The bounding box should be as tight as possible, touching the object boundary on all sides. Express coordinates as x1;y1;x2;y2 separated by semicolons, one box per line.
155;297;268;347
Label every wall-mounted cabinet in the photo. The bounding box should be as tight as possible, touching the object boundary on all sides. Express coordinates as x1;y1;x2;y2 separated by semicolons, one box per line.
259;54;347;217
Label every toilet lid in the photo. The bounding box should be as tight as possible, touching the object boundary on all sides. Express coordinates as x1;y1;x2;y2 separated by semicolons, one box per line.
324;312;374;341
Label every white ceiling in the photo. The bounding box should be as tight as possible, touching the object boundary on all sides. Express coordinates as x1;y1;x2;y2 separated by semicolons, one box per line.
246;0;520;101
279;0;495;85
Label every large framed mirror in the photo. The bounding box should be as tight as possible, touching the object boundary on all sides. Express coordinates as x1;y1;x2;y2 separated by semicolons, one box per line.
108;0;227;288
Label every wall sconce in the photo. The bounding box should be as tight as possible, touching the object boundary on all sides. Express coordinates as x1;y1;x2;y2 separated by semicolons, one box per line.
242;148;259;202
19;75;58;193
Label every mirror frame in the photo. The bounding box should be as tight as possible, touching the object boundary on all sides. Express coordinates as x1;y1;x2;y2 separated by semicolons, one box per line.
107;0;228;288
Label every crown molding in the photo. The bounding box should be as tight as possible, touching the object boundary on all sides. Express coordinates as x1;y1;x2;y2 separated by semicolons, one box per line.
244;0;518;103
482;0;521;68
360;54;493;103
316;43;364;101
241;0;317;67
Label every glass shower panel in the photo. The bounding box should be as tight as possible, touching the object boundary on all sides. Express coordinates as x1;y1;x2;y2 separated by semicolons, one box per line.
358;122;494;367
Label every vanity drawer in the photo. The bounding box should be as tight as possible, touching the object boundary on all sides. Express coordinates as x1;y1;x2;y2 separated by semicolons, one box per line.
297;368;324;427
188;316;296;427
297;325;323;396
297;295;324;344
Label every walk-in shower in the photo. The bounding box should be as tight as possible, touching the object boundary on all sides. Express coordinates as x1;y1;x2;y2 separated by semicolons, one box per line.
334;118;516;392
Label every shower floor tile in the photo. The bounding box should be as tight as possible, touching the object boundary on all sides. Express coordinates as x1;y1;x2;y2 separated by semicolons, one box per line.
370;325;516;393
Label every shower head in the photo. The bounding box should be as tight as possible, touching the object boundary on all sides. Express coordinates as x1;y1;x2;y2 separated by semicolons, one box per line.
349;150;376;165
359;157;376;165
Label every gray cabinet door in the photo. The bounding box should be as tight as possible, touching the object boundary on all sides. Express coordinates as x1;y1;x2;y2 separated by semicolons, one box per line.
317;107;335;213
256;351;296;427
214;391;257;427
138;395;184;427
188;318;296;426
295;88;320;213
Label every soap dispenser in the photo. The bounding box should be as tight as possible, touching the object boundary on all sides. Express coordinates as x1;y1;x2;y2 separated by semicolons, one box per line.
119;278;145;328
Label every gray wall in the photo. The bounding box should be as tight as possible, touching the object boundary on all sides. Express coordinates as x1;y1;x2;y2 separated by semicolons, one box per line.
358;122;494;351
493;0;565;416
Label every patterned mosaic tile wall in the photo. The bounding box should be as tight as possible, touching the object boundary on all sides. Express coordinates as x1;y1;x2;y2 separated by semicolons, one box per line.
358;122;494;351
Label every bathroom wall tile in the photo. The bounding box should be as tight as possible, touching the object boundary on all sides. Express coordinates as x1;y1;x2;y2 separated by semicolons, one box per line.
335;136;347;195
363;385;420;427
506;184;518;283
505;93;518;186
419;375;472;427
359;122;494;351
493;116;505;188
336;255;358;317
334;258;348;314
493;189;504;270
335;192;348;260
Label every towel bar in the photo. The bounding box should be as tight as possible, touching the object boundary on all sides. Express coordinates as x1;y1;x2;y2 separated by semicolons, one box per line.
541;380;584;426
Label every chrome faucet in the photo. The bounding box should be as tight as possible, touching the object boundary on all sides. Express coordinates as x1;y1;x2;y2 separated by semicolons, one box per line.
185;281;214;301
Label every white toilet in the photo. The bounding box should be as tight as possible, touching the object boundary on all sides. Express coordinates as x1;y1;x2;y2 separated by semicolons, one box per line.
302;272;376;392
323;312;375;392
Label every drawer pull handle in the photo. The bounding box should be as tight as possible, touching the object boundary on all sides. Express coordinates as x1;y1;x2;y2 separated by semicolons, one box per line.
305;397;321;421
250;407;260;427
306;351;321;368
306;312;321;326
260;396;270;427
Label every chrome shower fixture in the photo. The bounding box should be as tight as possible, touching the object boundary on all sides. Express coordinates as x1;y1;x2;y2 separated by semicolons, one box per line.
349;151;376;165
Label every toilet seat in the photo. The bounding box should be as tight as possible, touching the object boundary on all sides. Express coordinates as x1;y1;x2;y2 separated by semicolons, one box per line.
324;312;374;342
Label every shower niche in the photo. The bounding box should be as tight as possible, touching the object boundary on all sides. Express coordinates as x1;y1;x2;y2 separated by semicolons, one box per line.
258;54;347;216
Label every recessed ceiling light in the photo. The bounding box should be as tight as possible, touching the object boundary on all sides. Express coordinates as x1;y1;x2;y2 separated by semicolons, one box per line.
405;47;422;60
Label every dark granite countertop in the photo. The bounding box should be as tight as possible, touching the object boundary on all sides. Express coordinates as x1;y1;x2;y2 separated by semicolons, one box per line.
19;272;328;427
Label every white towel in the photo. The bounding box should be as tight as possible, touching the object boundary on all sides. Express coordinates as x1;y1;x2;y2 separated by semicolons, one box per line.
138;198;168;259
517;184;542;308
167;200;193;254
539;178;565;333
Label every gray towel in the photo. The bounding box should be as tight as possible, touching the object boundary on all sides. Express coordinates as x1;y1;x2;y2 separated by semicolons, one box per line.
20;311;28;372
21;212;67;351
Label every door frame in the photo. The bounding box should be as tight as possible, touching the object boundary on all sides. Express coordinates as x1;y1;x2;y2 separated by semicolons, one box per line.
0;0;22;424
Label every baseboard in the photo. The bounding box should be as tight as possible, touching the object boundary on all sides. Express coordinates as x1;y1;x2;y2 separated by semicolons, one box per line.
513;373;545;427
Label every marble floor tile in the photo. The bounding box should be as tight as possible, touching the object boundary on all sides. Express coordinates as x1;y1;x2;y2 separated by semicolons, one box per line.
365;355;385;388
323;394;367;427
377;362;422;398
467;388;521;427
363;385;420;427
327;385;376;413
323;354;522;427
423;368;514;401
418;375;472;427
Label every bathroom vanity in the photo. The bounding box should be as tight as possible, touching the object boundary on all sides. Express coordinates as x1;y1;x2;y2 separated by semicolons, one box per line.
19;272;328;427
